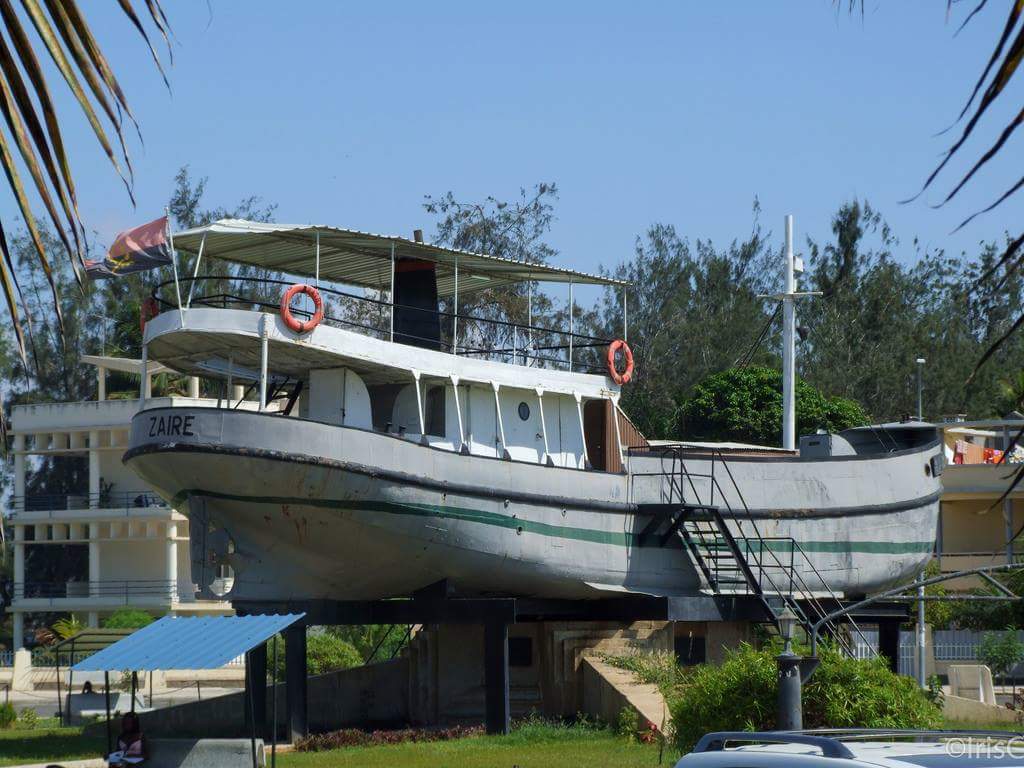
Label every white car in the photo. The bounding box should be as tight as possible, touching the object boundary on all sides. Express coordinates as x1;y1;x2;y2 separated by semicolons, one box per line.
675;730;1024;767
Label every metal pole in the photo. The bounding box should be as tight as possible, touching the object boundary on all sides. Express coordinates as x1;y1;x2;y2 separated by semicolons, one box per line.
917;570;927;687
140;344;147;408
527;281;532;366
782;215;796;451
568;280;574;372
185;232;207;308
389;242;396;342
165;208;185;326
227;355;234;407
271;635;278;768
453;257;459;355
622;289;628;342
246;651;258;768
315;231;320;288
916;358;925;421
104;672;112;758
259;316;269;412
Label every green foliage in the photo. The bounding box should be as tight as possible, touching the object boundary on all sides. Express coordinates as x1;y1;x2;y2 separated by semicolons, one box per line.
101;610;155;630
327;625;409;663
601;651;684;695
268;631;363;680
615;707;640;741
0;703;15;730
978;629;1024;684
16;709;38;731
51;616;84;641
677;366;867;444
922;560;954;629
609;644;941;752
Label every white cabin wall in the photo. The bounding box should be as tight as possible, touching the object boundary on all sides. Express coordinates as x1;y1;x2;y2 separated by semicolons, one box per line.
552;393;585;469
464;385;499;458
308;368;372;429
499;389;542;463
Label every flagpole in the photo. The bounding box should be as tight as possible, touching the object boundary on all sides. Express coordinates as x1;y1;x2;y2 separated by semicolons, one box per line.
165;207;184;326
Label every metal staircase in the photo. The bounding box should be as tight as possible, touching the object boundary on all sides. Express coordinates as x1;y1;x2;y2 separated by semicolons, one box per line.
631;444;865;655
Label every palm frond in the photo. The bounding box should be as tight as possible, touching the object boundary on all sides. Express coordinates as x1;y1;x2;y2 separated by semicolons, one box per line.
116;0;169;88
16;0;134;200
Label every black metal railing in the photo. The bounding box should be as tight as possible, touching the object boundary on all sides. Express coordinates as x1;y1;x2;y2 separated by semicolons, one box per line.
13;580;182;602
628;444;870;656
153;276;613;374
7;491;168;514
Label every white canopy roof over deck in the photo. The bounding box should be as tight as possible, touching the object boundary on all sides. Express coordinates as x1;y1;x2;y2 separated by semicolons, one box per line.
171;218;628;297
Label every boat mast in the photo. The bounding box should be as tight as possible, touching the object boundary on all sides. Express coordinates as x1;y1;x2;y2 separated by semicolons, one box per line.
782;215;796;451
779;215;820;451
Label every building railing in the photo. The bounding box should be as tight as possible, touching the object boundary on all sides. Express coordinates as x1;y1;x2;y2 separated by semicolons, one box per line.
13;580;184;603
155;275;614;374
0;650;13;668
7;491;169;515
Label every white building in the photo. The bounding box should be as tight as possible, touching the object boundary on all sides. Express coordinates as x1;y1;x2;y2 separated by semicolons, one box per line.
6;356;234;648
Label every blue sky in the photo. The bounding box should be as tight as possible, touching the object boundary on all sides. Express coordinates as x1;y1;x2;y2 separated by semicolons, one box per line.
24;1;1020;287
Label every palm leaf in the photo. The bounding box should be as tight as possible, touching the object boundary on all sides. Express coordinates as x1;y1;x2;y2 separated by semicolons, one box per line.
0;52;81;282
1;0;80;219
0;113;63;335
16;0;133;201
952;0;1020;121
143;0;174;61
116;0;169;88
0;219;26;363
0;27;81;261
966;308;1024;386
24;0;134;182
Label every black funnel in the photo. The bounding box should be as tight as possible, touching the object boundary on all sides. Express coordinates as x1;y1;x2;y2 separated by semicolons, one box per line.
393;257;441;350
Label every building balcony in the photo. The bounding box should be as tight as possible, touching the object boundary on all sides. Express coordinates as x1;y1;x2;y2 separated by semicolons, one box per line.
7;491;172;524
11;579;197;608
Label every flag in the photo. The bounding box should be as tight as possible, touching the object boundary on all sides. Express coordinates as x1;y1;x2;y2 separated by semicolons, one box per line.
85;216;172;279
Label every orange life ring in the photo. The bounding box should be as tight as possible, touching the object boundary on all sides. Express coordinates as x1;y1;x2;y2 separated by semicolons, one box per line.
607;339;634;384
280;284;323;333
139;297;160;332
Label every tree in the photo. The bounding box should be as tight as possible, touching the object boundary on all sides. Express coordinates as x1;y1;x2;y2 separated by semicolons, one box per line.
425;184;566;363
593;202;777;437
268;631;363;679
0;2;171;440
101;609;154;630
676;365;867;445
978;629;1024;695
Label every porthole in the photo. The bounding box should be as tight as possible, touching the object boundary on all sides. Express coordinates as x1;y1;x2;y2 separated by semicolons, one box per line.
924;463;932;477
518;402;530;421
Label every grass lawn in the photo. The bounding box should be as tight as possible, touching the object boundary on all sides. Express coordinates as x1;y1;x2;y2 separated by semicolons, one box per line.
0;725;107;767
279;726;670;768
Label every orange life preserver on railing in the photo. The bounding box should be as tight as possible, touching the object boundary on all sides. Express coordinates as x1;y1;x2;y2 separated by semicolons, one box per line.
140;297;160;332
607;339;634;385
280;283;323;333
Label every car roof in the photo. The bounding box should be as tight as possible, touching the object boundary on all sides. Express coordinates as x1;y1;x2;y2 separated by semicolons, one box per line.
678;731;1024;768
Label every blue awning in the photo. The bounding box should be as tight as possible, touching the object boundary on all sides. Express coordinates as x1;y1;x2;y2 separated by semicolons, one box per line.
71;614;305;672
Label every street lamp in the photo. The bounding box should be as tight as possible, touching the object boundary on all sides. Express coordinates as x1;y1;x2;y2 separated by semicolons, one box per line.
776;606;802;730
916;358;926;421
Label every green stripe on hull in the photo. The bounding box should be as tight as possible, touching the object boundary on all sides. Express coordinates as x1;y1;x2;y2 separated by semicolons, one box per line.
172;489;933;555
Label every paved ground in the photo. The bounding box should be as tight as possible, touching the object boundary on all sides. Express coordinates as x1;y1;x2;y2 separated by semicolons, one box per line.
5;686;240;718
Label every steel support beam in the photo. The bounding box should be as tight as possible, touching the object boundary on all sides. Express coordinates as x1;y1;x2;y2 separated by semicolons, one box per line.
484;621;510;735
248;643;268;740
284;623;308;743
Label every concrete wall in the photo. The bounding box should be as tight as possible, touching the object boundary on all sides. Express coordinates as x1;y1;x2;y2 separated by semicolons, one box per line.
124;659;409;739
407;620;672;725
580;657;670;734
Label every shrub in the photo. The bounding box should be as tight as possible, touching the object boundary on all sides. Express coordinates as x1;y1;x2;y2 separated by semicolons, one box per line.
297;725;483;752
0;702;15;730
612;643;942;752
102;609;155;630
17;708;39;730
601;651;685;695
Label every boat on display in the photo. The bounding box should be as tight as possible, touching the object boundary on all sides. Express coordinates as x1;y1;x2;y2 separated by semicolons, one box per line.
122;219;942;619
